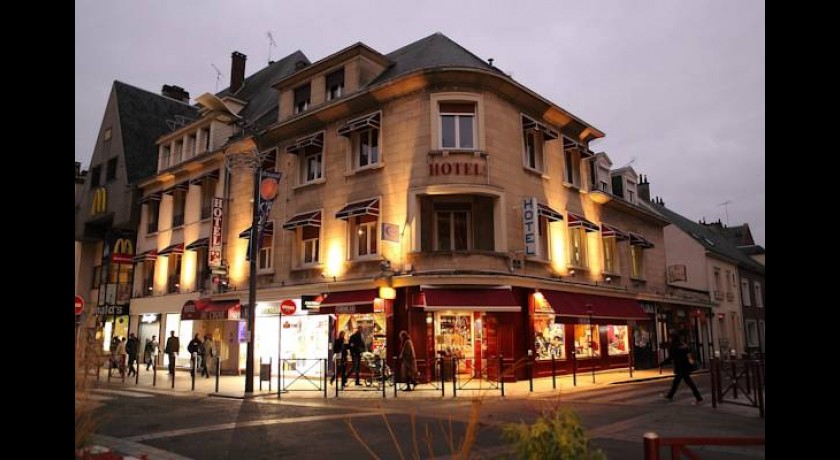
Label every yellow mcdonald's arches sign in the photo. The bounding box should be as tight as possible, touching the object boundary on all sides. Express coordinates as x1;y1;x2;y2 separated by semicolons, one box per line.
112;238;135;264
91;187;107;215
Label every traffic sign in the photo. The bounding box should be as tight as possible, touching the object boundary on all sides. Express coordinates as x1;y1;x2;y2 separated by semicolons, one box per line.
75;295;85;315
280;299;296;316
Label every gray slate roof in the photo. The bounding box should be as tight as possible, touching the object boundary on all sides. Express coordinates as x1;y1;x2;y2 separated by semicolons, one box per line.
113;81;198;184
215;51;310;132
647;202;765;275
370;32;503;86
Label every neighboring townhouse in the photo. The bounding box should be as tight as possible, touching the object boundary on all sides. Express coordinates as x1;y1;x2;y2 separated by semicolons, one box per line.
198;33;701;379
701;220;766;354
130;50;309;372
646;197;766;358
75;162;87;313
75;81;198;351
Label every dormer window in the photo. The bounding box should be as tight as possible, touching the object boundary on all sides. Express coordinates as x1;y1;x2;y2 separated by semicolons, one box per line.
294;84;311;114
326;68;345;101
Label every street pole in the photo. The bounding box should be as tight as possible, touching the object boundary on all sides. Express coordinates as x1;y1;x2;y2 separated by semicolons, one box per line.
586;304;595;384
244;165;260;394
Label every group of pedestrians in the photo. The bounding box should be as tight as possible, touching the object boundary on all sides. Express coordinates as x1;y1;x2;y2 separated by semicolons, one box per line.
328;327;418;391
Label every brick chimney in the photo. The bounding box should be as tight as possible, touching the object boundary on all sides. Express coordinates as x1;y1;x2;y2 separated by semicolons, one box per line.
230;51;247;93
161;85;190;103
638;174;651;202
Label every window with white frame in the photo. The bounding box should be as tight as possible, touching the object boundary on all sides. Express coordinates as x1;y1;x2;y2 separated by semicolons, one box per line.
563;138;582;187
340;112;381;171
354;215;378;258
521;115;558;173
294;84;310;114
602;237;618;274
146;198;160;234
439;102;475;149
753;281;763;308
745;319;759;347
287;132;325;185
200;176;218;220
171;188;186;228
159;145;171;171
173;140;183;165
201;127;211;153
141;259;155;296
741;279;752;306
258;222;274;271
568;227;588;268
630;245;644;278
301;225;320;265
419;195;495;252
325;68;344;101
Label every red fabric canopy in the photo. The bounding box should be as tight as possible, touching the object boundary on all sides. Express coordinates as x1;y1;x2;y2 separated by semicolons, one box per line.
417;288;520;312
181;299;241;320
540;290;647;319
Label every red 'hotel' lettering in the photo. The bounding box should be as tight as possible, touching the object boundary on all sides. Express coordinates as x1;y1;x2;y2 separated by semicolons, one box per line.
429;162;483;176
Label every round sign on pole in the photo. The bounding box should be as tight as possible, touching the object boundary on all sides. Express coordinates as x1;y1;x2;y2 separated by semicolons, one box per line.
279;299;296;316
75;295;85;315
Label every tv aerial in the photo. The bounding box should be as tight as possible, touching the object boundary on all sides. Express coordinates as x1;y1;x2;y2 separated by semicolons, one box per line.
211;63;223;91
267;31;277;64
717;200;732;226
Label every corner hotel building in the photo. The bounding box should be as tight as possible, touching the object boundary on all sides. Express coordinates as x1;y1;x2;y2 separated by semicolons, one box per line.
133;34;689;380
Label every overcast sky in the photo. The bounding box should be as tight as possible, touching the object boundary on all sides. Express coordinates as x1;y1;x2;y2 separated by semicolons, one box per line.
75;0;765;247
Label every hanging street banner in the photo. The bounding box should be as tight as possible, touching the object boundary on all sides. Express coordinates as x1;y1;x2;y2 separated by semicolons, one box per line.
209;197;224;268
256;169;283;243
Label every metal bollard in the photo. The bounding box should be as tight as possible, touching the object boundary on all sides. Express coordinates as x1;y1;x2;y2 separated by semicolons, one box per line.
527;350;533;392
452;357;458;398
439;357;445;398
215;357;220;393
572;351;577;387
191;352;196;391
152;356;157;387
107;354;113;382
642;432;661;460
499;355;505;397
551;355;557;390
323;358;328;399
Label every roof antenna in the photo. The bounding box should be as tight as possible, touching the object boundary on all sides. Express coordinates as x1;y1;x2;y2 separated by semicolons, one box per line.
267;31;277;64
717;200;732;226
210;63;223;92
619;156;636;169
488;58;494;66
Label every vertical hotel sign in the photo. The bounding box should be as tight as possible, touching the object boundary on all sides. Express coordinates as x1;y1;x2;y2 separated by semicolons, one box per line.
523;197;539;257
209;197;223;268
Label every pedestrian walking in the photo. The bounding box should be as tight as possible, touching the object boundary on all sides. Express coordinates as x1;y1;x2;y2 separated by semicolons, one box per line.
348;326;366;386
662;332;703;404
126;333;139;377
145;335;159;370
115;337;128;378
202;334;215;378
164;331;180;376
187;334;203;377
399;330;418;391
330;331;348;387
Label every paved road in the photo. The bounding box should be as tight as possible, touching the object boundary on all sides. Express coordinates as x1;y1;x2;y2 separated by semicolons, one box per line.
86;374;765;459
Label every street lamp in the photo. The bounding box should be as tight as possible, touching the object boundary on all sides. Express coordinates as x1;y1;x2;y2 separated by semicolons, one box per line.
586;303;595;383
198;92;267;395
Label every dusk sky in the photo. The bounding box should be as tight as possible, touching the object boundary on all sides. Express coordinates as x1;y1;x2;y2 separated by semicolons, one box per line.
75;0;765;247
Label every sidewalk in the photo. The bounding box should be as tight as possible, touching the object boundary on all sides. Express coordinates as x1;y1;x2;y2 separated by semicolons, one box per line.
88;364;684;399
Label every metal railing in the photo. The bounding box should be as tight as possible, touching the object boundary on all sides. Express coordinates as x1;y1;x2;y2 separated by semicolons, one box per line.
643;432;765;459
710;357;765;417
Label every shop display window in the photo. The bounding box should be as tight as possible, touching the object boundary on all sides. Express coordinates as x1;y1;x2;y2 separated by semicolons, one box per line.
435;313;473;360
606;325;629;355
573;324;600;358
534;315;565;360
337;313;387;357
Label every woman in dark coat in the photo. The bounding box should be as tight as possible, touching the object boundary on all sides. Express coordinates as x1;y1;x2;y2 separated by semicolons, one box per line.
399;330;418;391
330;331;348;387
662;332;703;404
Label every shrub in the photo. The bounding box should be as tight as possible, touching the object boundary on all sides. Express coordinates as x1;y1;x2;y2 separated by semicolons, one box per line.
501;407;606;460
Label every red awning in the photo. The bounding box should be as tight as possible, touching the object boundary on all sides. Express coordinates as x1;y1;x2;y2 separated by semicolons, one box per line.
181;298;241;321
319;289;379;308
540;290;648;319
416;288;521;312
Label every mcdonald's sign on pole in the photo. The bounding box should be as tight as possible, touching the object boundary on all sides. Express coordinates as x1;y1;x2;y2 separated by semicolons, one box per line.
91;187;108;215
